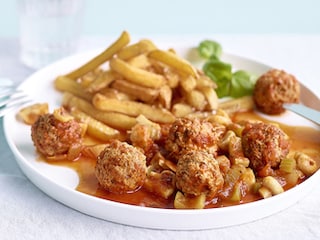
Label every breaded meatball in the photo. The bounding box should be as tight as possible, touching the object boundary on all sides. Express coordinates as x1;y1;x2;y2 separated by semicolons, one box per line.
253;69;300;114
31;113;82;157
241;121;290;174
95;140;147;193
175;151;224;199
165;118;225;160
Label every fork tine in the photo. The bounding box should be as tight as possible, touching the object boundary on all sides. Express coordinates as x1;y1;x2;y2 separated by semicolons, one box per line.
0;84;19;91
0;82;18;88
0;85;32;117
0;94;29;108
0;98;32;118
0;88;25;98
0;101;28;118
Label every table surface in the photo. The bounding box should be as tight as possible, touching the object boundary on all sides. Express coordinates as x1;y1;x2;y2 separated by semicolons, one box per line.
1;34;320;240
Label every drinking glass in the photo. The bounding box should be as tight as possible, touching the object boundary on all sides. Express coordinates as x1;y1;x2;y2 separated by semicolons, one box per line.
17;0;84;69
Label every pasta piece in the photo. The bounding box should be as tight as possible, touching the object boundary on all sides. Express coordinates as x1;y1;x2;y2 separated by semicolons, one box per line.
233;157;250;168
284;170;300;187
144;170;176;199
218;130;236;151
82;144;109;159
241;168;256;189
224;165;246;187
215;155;231;174
229;182;241;202
174;191;206;209
262;176;284;195
228;136;247;165
295;152;318;176
258;186;272;199
227;123;244;137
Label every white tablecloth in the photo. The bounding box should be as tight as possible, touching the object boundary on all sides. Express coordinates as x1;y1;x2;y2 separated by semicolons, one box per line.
1;35;320;240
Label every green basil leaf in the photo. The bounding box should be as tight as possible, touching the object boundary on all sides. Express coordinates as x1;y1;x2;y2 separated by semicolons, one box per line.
203;60;232;82
229;70;257;98
215;80;231;98
203;60;232;98
198;40;222;59
198;39;257;99
209;54;220;61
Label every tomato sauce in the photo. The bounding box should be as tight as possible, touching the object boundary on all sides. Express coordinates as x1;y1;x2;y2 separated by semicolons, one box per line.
44;111;320;209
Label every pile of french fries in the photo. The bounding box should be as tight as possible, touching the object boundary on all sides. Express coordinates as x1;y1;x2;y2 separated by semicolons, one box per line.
53;31;252;141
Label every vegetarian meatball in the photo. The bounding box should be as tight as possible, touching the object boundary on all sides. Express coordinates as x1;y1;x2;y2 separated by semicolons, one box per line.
95;140;147;193
241;121;290;175
31;113;82;157
253;69;300;114
165;118;225;160
175;151;224;199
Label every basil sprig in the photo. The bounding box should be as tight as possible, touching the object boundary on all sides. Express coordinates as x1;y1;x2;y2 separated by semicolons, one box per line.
198;40;256;98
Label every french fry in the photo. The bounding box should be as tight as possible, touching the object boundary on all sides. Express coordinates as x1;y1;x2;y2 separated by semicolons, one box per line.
164;69;180;88
64;31;130;80
62;92;136;130
86;70;119;93
70;108;124;141
135;114;161;140
186;90;207;111
219;96;254;114
171;103;193;118
180;75;196;92
199;86;218;110
148;57;167;75
109;58;166;88
158;85;172;109
18;103;49;125
92;93;175;123
111;79;159;103
53;107;74;122
148;49;198;78
80;70;101;87
127;54;152;69
55;76;93;101
98;87;135;101
117;39;157;60
196;74;217;89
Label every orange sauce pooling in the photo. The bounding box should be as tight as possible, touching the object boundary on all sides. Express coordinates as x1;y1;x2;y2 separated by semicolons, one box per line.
45;111;320;209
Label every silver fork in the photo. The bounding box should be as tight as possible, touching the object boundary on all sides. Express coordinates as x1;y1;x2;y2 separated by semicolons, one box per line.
0;84;31;118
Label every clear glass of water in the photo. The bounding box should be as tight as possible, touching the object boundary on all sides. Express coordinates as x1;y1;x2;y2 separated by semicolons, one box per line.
17;0;84;69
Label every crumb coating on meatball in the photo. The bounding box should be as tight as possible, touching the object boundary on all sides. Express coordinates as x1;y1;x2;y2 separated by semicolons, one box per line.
241;121;290;173
31;113;82;157
253;69;300;114
175;151;224;199
95;140;147;193
165;118;225;160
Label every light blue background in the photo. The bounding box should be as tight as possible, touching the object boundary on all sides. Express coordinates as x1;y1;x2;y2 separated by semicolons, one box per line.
1;0;320;37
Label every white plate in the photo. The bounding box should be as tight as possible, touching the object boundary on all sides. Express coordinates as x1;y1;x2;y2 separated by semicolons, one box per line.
3;45;320;230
